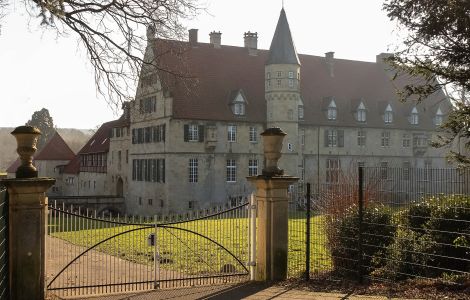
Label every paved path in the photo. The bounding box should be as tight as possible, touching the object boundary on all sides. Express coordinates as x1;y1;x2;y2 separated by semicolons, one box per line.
57;282;420;300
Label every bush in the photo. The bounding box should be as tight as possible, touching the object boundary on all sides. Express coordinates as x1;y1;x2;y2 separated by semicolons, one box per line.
377;195;470;281
327;204;396;278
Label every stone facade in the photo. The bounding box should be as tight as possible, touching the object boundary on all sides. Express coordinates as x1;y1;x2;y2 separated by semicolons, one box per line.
54;8;452;215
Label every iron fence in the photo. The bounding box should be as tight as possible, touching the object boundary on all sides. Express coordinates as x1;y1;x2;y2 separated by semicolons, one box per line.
0;186;8;299
288;167;470;286
47;201;251;297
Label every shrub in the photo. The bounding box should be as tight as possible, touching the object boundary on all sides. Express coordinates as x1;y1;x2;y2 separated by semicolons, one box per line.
377;195;470;281
327;204;396;278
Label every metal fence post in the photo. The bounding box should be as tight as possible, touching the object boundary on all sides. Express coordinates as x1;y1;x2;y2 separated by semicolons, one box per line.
358;166;364;284
305;183;311;281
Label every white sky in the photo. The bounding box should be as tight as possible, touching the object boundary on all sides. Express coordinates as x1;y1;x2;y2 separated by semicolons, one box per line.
0;0;399;129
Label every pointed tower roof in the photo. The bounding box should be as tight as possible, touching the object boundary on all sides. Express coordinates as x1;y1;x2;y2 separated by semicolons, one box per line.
266;8;300;66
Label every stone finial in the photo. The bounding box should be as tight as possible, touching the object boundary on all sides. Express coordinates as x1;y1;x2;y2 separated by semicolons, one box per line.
11;126;41;179
261;127;287;177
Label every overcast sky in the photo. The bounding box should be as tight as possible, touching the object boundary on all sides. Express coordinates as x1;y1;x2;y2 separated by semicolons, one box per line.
0;0;399;129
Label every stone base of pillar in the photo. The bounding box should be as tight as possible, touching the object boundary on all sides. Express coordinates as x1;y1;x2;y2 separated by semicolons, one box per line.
248;175;298;281
1;178;55;300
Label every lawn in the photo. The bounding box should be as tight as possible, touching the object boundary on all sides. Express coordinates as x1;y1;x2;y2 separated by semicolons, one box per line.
48;212;331;277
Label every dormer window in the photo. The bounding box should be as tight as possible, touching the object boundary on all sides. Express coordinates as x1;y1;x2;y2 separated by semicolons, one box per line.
410;107;419;125
327;100;337;120
356;102;366;122
435;107;444;126
230;90;247;116
234;103;245;115
384;104;393;124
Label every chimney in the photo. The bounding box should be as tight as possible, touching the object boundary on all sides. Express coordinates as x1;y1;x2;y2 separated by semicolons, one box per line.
244;31;258;49
325;52;335;77
209;31;222;48
188;28;198;46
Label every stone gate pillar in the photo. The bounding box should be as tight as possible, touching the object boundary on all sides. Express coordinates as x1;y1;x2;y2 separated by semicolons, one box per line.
248;128;298;281
1;126;55;300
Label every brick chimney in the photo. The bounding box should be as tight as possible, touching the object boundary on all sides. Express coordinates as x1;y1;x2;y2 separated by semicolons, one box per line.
209;31;222;48
188;29;198;46
325;52;335;77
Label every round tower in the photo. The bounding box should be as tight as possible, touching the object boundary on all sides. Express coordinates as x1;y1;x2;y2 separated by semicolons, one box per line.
265;8;302;176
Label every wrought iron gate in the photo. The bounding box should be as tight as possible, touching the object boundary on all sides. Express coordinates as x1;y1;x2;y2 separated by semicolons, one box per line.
46;201;252;297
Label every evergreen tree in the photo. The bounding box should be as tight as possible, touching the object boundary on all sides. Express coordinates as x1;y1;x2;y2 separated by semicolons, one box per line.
26;108;55;150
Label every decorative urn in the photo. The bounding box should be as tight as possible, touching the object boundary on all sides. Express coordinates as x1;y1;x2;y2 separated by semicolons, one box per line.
11;126;41;179
261;127;287;176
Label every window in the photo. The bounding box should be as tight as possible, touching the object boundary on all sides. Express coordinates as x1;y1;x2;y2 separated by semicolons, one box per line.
403;161;411;180
277;71;282;77
435;108;443;126
249;127;257;143
226;160;236;182
357;130;366;147
288;79;294;87
288;71;294;78
326;158;340;184
413;134;428;147
356;102;366;122
380;162;388;179
148;199;153;206
381;131;391;147
140;96;156;114
327;100;337;120
325;129;344;147
234;103;245;115
132;159;165;183
300;129;305;146
288;109;293;120
384;104;393;123
277;79;281;87
410;107;419;125
184;124;203;142
189;159;198;183
287;143;293;151
358;161;365;168
267;72;271;79
228;125;237;142
328;130;337;147
248;159;258;176
298;105;304;120
403;134;411;147
139;197;142;205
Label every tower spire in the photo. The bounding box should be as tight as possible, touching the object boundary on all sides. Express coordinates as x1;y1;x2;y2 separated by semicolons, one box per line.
266;8;300;66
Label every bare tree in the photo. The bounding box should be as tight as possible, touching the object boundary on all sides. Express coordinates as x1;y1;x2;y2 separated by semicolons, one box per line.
10;0;201;109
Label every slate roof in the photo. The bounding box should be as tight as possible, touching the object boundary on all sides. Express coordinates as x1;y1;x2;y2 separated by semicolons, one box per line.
152;38;450;131
266;8;300;66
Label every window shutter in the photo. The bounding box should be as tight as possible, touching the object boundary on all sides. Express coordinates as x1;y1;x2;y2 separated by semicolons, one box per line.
198;125;205;142
184;124;189;142
162;124;166;142
338;130;344;147
324;130;329;147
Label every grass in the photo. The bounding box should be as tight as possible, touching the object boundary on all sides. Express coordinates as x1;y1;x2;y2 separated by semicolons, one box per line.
48;213;332;277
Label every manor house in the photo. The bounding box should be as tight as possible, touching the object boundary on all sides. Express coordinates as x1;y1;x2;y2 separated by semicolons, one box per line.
57;8;450;214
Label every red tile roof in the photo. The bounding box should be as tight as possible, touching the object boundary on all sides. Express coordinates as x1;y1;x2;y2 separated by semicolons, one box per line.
34;132;75;161
154;40;450;131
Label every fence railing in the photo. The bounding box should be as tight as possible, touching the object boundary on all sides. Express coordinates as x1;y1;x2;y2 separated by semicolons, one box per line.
287;167;470;285
0;186;8;299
